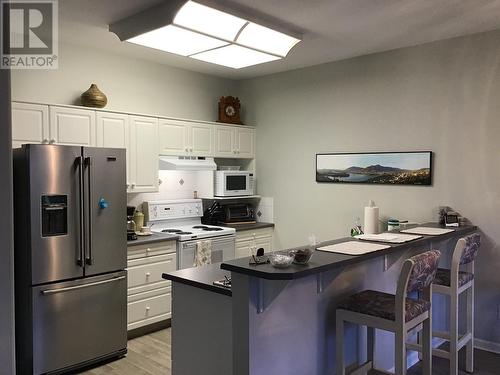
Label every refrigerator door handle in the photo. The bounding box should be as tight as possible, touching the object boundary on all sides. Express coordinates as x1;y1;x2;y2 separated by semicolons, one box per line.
76;156;84;266
40;276;126;295
84;156;93;265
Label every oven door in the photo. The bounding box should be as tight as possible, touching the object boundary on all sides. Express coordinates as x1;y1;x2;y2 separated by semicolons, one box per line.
178;235;236;269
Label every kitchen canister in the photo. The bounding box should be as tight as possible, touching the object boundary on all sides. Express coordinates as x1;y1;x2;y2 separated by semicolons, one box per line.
364;200;379;234
133;211;144;232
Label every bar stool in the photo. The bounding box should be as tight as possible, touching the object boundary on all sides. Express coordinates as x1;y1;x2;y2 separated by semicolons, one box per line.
416;233;480;374
336;250;441;375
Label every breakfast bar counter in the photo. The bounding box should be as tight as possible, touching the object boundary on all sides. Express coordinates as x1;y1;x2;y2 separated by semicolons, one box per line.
163;223;478;375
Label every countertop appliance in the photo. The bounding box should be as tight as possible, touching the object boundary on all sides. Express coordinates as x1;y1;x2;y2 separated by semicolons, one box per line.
13;144;127;375
202;202;255;224
144;199;236;269
127;205;138;240
214;170;254;197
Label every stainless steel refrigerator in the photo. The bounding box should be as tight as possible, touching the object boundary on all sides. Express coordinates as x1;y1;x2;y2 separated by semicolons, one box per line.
13;144;127;375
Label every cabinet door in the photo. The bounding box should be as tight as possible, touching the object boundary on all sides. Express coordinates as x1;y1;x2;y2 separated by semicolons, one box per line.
11;102;49;148
235;239;252;259
236;128;255;158
189;123;213;156
158;119;188;156
214;125;235;158
130;116;159;192
49;106;96;146
255;237;273;254
96;112;131;187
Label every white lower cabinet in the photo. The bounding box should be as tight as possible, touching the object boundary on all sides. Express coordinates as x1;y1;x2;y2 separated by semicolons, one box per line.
235;227;274;258
127;240;177;331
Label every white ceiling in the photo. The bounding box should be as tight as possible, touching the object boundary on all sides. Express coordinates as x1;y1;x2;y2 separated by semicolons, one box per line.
60;0;500;80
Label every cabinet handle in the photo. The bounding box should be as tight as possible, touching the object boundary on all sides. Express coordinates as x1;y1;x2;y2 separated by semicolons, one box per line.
131;183;135;188
146;306;150;311
185;147;189;152
49;139;56;144
42;138;49;144
145;272;151;277
190;147;193;152
146;248;151;252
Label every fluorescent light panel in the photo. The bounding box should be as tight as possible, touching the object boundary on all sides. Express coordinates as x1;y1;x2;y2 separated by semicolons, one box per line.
236;22;300;57
191;45;280;69
124;1;301;68
174;1;247;41
127;25;227;56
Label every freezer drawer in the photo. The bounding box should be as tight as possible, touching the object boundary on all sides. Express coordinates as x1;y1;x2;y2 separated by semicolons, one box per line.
31;272;127;374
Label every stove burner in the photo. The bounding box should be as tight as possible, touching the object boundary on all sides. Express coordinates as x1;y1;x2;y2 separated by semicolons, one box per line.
162;229;183;233
193;225;223;232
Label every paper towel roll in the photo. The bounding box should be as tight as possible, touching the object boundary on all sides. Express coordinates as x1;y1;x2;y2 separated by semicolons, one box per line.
364;200;379;235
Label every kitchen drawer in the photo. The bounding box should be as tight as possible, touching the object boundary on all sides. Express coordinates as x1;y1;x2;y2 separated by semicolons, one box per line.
127;240;176;260
127;253;176;294
127;288;171;331
235;227;273;243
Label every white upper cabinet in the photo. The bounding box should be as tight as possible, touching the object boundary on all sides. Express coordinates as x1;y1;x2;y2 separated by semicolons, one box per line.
11;102;49;148
158;119;189;156
49;106;96;146
158;119;213;156
214;125;255;158
214;125;235;158
129;116;159;193
96;112;131;188
189;123;213;156
235;127;255;158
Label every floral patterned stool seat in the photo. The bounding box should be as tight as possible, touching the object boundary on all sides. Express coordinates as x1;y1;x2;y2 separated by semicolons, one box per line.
336;250;441;375
410;233;480;375
433;268;474;288
338;290;431;322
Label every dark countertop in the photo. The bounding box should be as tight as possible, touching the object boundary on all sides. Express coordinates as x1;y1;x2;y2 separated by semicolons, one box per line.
162;263;231;297
127;232;179;246
220;223;478;280
223;222;275;232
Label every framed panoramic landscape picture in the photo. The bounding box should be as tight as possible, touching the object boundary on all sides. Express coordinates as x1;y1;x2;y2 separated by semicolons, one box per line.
316;151;432;185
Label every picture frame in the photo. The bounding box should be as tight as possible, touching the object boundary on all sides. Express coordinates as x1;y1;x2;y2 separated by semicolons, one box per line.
316;151;432;185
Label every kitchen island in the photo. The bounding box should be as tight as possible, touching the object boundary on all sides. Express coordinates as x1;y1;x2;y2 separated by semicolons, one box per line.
163;223;477;375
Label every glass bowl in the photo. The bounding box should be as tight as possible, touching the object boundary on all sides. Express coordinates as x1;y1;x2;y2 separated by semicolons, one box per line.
289;248;314;265
269;253;294;268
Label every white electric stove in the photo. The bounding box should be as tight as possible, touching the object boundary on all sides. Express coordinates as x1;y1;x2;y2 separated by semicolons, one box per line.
144;199;235;269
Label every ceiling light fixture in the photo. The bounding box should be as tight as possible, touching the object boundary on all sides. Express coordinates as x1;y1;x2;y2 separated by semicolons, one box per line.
109;0;301;69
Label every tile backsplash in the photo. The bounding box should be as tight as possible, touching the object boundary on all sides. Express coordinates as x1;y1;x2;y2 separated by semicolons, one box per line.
127;170;204;210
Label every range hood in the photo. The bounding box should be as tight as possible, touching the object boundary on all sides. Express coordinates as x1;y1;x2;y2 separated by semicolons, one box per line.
158;156;217;171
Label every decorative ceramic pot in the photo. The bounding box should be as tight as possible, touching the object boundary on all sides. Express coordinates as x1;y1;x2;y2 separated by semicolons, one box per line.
81;84;107;108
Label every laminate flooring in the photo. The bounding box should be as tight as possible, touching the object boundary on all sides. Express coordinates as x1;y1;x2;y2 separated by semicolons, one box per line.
78;329;171;375
79;329;500;374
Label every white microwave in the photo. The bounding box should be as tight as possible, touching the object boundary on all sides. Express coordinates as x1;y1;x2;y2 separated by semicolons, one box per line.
214;171;255;197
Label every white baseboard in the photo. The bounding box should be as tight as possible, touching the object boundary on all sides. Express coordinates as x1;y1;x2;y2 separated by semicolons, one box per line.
474;338;500;354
